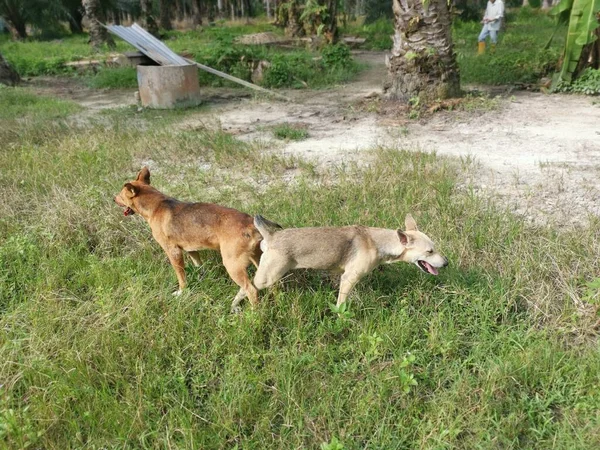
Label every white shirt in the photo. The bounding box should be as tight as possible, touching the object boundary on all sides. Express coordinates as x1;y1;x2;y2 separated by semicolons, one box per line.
484;0;504;31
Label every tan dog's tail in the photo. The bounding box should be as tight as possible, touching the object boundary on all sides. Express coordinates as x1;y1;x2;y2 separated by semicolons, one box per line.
254;215;282;242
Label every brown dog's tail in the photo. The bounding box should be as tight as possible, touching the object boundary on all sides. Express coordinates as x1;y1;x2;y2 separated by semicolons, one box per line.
254;215;282;242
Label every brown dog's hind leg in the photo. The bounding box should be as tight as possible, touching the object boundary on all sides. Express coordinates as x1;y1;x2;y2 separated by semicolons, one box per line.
187;251;202;267
222;251;258;310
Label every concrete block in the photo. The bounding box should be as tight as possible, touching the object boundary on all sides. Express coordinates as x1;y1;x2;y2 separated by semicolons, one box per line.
137;64;202;109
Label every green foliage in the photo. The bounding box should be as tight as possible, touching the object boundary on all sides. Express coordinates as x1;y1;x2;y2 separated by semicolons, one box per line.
549;0;600;84
554;67;600;93
364;0;394;23
321;43;352;67
341;18;394;50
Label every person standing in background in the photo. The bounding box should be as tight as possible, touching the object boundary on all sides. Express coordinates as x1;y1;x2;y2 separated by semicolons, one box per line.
478;0;505;54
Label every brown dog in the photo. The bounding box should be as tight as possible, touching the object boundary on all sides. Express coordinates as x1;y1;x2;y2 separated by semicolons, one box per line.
114;167;263;305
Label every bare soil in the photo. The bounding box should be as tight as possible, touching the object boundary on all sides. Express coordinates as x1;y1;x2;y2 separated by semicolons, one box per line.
31;52;600;226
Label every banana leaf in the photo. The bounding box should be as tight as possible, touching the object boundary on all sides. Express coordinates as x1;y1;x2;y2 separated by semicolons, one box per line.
550;0;600;84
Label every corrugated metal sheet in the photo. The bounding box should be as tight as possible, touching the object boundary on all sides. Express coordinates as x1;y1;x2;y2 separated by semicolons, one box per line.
106;23;188;66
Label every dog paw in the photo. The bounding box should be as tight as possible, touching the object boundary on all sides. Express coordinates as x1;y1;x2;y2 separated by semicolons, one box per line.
172;290;183;297
230;305;242;314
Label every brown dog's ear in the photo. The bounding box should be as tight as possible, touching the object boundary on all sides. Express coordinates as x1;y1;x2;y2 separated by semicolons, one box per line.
397;230;413;246
124;183;138;198
405;214;418;231
136;167;151;184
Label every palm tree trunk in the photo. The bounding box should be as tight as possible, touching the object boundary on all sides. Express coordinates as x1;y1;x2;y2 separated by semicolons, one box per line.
322;0;338;43
384;0;460;102
160;0;173;30
192;0;203;26
141;0;160;36
0;51;20;86
82;0;116;49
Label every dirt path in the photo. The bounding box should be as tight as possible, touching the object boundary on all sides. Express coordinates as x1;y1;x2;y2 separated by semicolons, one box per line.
32;53;600;226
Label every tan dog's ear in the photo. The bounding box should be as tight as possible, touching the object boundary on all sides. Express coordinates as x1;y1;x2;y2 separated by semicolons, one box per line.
136;167;151;184
397;230;413;246
405;214;418;231
124;183;138;198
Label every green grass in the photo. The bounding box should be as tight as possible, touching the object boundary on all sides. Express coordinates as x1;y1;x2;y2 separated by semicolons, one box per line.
0;85;81;120
86;67;138;89
1;87;600;449
272;123;310;140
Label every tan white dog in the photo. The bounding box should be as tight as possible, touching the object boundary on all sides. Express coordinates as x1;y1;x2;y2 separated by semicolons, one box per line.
230;214;447;311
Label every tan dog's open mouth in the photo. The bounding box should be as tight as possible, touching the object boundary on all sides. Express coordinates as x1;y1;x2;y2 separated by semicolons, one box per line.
417;260;439;275
123;207;134;216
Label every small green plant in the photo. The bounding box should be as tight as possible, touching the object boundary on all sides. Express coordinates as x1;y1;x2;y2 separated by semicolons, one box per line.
272;123;309;141
359;331;384;362
320;436;346;450
397;353;418;394
583;277;600;305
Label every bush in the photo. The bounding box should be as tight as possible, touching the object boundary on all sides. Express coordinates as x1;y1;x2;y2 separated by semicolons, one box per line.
321;43;352;68
554;68;600;95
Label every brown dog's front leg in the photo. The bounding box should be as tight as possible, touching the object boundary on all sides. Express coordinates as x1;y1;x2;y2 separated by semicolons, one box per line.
166;246;186;296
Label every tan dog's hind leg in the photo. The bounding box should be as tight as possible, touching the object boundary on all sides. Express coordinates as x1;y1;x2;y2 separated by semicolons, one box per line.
230;253;290;313
187;251;202;267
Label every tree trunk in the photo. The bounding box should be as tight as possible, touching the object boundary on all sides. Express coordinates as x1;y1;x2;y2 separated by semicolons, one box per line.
12;21;28;39
82;0;116;49
68;6;84;34
522;0;529;6
286;0;305;37
217;0;224;17
322;0;338;43
192;0;203;26
384;0;460;102
160;0;173;30
140;0;160;36
0;52;20;86
175;0;185;21
541;0;551;9
266;0;271;19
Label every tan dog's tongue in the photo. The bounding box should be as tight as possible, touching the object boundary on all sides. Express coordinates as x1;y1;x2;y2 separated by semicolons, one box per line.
424;261;438;275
